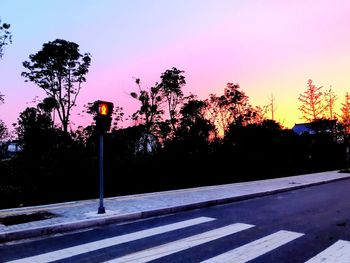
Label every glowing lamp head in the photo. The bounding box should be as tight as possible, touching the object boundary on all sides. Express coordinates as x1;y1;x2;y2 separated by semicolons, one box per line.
95;100;113;133
99;103;109;116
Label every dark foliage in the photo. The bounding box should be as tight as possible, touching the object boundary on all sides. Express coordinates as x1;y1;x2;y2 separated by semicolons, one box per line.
0;18;12;59
0;117;345;209
0;69;346;208
22;39;91;133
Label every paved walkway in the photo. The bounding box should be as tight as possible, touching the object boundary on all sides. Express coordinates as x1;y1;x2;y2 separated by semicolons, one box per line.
0;170;349;242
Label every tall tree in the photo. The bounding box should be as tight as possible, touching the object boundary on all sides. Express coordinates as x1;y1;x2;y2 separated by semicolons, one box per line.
340;92;350;134
0;18;12;59
0;91;3;105
298;79;325;122
204;94;221;138
0;18;12;104
22;39;91;133
158;67;186;135
219;83;253;131
340;92;350;170
131;78;163;133
130;78;163;154
15;106;53;152
268;94;276;121
324;86;337;120
0;120;8;141
111;106;124;131
37;97;58;128
179;96;215;142
252;105;267;124
205;83;255;137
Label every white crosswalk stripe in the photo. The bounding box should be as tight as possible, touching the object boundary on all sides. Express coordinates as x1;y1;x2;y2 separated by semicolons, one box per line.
201;230;304;263
305;240;350;263
103;223;254;263
6;217;350;263
4;216;215;263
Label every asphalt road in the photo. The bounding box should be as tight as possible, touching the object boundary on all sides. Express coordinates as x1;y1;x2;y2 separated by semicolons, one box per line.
2;178;350;262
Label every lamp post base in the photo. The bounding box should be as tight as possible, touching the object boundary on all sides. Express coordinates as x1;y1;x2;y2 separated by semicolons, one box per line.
98;206;105;214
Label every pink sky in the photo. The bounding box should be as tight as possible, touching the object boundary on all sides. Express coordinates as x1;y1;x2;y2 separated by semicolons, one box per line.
1;0;350;134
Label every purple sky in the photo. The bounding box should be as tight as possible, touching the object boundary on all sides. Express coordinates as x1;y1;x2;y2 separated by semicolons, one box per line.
1;0;350;134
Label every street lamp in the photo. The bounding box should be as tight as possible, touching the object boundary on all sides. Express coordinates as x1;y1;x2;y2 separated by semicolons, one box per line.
95;100;113;214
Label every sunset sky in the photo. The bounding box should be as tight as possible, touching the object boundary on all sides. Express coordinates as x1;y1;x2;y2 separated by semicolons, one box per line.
1;0;350;133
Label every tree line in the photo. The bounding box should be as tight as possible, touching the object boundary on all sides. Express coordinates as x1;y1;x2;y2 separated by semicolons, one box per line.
298;79;350;127
0;21;346;208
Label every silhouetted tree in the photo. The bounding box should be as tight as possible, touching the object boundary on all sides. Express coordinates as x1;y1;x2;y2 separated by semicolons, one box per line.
110;125;146;158
0;18;11;59
158;67;186;136
12;102;99;205
22;39;91;133
37;97;58;115
130;78;163;153
131;78;163;127
222;83;252;125
251;105;267;124
205;84;256;137
205;94;224;138
13;104;62;198
340;92;350;170
37;97;58;128
220;83;255;133
0;85;4;130
268;94;276;121
0;18;12;104
178;96;215;143
324;86;337;120
223;119;284;178
309;118;337;135
156;121;172;143
15;107;52;147
298;79;325;122
0;120;8;141
340;92;350;134
71;125;92;147
112;106;124;130
261;119;283;131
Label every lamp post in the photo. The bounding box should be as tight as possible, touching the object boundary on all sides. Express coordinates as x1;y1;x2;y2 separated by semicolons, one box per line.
98;133;105;214
95;100;114;214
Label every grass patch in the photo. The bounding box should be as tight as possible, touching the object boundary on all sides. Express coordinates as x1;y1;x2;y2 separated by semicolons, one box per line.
339;168;350;173
0;211;58;226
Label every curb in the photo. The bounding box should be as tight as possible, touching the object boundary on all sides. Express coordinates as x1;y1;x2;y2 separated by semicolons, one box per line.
1;174;349;243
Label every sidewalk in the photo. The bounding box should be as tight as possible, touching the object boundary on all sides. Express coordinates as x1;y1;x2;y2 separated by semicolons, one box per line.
0;170;349;243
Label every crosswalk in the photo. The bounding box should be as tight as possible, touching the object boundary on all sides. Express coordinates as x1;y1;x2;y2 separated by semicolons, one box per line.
305;240;350;263
201;230;304;263
104;223;254;263
3;216;350;263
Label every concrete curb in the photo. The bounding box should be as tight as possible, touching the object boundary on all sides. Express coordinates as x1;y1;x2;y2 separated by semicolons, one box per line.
1;174;349;243
0;212;142;243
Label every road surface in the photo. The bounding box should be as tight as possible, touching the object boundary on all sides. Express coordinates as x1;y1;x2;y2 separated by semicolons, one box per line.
2;178;350;262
